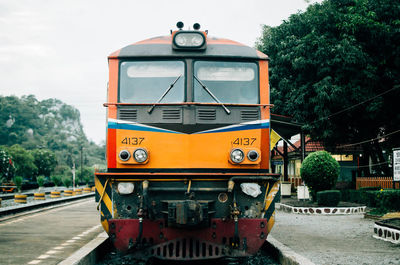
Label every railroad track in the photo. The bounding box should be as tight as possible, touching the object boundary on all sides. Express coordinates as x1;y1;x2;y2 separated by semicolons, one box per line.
60;233;283;265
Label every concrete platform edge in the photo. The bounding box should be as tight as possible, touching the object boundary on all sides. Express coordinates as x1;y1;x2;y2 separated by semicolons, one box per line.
265;236;315;265
58;232;110;265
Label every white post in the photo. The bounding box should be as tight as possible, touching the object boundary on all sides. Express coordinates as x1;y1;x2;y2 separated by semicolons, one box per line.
72;162;76;190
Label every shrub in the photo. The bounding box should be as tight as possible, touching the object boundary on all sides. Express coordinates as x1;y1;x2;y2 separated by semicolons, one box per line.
317;190;341;207
14;176;23;192
377;190;400;212
348;190;361;203
51;175;63;187
83;175;92;186
300;151;340;200
36;175;45;187
62;176;72;188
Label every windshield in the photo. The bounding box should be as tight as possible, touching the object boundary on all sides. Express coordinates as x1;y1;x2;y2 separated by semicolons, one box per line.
194;61;259;104
119;61;185;103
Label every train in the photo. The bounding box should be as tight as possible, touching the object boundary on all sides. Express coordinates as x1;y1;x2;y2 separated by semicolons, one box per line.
95;22;280;262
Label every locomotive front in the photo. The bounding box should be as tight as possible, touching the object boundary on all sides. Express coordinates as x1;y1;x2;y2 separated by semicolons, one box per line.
95;23;280;261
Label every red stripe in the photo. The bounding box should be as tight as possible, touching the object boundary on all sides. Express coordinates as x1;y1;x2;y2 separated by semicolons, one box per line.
107;128;117;168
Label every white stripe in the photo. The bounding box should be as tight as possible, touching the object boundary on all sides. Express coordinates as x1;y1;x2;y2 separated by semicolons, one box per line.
194;119;270;134
108;118;182;134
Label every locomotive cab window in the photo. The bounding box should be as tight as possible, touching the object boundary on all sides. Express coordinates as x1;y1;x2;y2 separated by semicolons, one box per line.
119;61;185;103
194;61;259;104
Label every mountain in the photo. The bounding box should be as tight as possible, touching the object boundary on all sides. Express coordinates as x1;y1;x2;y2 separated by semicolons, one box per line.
0;95;105;168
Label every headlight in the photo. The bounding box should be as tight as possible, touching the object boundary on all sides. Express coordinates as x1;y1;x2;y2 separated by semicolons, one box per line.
247;150;260;161
117;182;134;195
230;148;245;163
133;148;148;163
240;183;262;198
174;32;205;48
119;150;131;161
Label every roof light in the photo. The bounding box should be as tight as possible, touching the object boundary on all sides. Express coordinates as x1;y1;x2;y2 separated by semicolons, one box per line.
173;31;206;49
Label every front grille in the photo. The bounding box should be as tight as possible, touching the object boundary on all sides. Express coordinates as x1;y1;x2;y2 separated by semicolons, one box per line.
149;238;225;260
241;110;259;121
197;109;216;121
162;109;182;120
119;108;137;121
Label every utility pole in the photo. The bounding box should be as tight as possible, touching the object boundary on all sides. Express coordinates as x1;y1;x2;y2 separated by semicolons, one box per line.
80;145;83;186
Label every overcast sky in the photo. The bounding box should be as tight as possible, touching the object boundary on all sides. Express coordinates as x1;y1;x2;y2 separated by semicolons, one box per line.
0;0;321;144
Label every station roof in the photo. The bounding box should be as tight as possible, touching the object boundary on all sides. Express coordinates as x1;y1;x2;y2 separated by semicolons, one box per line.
270;114;303;140
109;35;268;60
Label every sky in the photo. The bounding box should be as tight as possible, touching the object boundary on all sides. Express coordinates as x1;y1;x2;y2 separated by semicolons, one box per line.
0;0;321;145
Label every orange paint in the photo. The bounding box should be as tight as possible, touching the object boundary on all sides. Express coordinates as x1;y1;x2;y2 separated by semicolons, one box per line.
113;128;267;170
259;60;270;168
108;59;119;119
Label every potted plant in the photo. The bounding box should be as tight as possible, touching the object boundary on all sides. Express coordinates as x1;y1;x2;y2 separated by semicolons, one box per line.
34;175;46;200
50;175;62;198
300;151;340;202
14;176;27;203
62;176;73;196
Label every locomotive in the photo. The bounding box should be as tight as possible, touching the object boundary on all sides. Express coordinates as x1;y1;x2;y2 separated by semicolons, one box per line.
95;22;280;262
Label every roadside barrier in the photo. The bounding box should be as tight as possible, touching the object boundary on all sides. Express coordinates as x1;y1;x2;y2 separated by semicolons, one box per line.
83;187;91;194
74;189;82;195
14;194;27;203
50;191;61;198
0;198;2;207
34;193;45;200
64;190;74;196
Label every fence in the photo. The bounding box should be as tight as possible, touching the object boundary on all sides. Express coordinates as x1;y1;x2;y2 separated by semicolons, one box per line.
289;177;303;189
356;177;400;189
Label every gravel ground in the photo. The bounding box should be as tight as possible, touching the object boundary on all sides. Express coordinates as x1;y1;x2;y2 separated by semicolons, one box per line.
270;204;400;265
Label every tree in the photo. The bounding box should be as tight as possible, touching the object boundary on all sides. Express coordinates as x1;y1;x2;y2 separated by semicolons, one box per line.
300;151;340;200
0;95;105;171
77;166;94;183
256;0;400;176
32;149;57;178
7;145;37;180
0;147;15;182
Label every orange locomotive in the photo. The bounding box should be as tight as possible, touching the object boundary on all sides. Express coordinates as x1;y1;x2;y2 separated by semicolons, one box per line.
95;22;280;262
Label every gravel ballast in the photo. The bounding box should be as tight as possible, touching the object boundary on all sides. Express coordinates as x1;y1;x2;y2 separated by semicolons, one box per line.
270;205;400;265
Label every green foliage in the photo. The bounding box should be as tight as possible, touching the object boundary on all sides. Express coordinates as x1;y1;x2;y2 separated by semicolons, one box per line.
375;190;400;212
77;167;94;183
256;0;400;163
51;175;63;187
0;146;15;182
14;176;23;192
53;165;72;176
62;176;72;188
341;188;400;213
300;151;340;200
317;190;341;207
36;175;45;187
341;187;380;203
32;149;57;178
6;144;37;180
0;95;105;170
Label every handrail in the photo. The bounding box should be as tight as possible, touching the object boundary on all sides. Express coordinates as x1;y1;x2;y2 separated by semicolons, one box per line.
103;102;273;107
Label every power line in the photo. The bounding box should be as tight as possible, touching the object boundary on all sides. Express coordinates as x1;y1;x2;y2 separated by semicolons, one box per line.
312;85;399;124
337;129;400;148
341;160;389;169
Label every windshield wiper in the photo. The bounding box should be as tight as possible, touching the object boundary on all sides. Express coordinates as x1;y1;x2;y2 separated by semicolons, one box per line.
194;75;231;114
148;75;182;114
